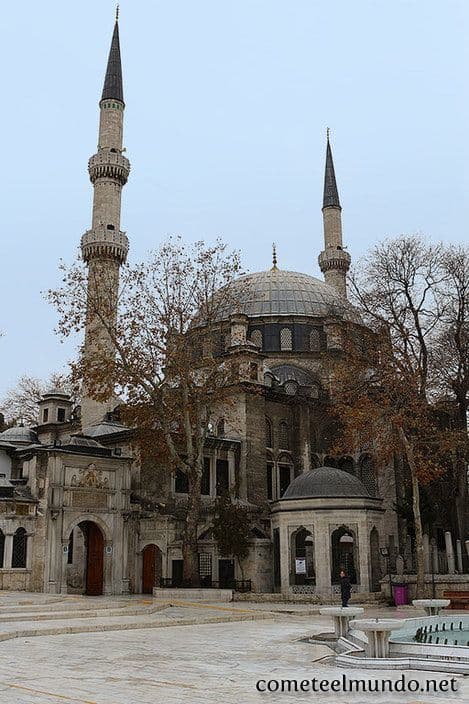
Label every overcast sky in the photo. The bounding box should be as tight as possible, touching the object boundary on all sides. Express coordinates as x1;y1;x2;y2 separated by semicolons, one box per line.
0;0;468;399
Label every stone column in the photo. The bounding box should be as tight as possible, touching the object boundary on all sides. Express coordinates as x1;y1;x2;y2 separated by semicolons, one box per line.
315;521;331;595
279;524;290;595
357;523;370;592
432;544;439;575
60;540;69;594
456;540;463;573
445;531;456;574
465;540;469;562
4;534;13;569
103;540;114;595
423;534;430;573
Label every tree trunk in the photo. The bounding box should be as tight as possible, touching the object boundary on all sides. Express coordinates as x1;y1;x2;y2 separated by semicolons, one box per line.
182;470;202;586
398;427;425;597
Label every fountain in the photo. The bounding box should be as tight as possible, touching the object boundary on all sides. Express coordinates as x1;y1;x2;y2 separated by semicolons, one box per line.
319;607;364;638
350;617;405;658
412;599;450;616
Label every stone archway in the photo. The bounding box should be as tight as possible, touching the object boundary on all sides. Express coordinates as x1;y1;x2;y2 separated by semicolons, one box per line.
331;526;358;584
142;544;163;594
66;521;104;596
290;527;315;586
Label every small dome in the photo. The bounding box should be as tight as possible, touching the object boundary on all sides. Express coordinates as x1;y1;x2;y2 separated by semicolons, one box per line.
0;426;39;446
41;388;70;399
282;466;370;499
212;269;361;323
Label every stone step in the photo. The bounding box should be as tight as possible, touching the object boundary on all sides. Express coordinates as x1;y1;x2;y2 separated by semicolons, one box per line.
0;605;274;644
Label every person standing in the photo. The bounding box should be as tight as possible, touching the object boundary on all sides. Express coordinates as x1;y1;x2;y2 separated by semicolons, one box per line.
339;569;351;607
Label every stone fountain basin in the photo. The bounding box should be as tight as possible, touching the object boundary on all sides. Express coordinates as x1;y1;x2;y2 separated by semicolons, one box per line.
412;599;450;609
320;607;364;617
351;618;405;632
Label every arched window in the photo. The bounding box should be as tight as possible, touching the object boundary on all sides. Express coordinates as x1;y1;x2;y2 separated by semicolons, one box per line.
250;330;262;349
216;418;225;437
279;421;289;450
309;328;321;351
265;417;273;448
0;530;4;568
12;528;27;568
280;328;292;351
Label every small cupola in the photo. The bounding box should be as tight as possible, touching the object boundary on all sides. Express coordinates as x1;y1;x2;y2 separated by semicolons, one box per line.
37;389;73;426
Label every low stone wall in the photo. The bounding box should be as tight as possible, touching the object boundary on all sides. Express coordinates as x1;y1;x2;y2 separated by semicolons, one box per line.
153;588;233;602
381;574;469;601
234;591;385;605
0;570;32;591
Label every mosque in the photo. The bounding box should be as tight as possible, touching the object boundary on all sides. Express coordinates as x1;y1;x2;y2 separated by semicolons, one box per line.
0;16;399;597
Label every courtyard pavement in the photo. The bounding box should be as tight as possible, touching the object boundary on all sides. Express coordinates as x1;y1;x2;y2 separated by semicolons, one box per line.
0;593;466;703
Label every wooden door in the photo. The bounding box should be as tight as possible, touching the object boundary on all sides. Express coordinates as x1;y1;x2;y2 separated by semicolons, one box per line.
85;522;104;596
142;544;157;594
219;559;235;588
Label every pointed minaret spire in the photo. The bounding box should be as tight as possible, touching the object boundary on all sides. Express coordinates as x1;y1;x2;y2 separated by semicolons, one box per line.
101;16;124;104
318;131;351;297
323;129;341;209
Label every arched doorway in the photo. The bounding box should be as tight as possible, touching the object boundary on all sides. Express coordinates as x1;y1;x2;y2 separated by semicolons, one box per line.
142;544;162;594
331;527;358;584
66;521;104;596
370;527;381;591
290;528;315;585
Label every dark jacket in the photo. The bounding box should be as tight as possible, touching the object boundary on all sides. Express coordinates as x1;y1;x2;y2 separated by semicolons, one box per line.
340;575;351;597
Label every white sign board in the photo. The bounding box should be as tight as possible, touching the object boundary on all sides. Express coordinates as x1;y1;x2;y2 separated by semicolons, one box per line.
295;558;306;575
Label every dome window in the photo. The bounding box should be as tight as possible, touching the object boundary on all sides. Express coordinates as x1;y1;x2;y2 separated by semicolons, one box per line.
309;328;321;351
250;330;263;349
280;328;292;351
284;381;298;396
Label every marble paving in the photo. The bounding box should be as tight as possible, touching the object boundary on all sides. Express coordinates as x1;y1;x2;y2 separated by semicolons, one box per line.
0;594;466;703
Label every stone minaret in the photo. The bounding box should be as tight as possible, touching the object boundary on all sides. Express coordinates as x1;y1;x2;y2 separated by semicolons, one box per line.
80;15;130;428
318;132;351;297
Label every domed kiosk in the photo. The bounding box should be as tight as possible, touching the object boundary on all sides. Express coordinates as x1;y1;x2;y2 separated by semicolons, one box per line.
270;467;384;597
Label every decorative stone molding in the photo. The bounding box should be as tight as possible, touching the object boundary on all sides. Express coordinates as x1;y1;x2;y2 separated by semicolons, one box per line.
318;247;351;274
81;227;129;263
88;151;130;185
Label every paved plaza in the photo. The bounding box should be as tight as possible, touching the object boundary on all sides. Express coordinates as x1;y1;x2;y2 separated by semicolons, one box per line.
0;593;466;703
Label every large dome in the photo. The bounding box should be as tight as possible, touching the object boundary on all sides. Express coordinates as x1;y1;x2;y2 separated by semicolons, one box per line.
281;466;370;499
215;269;361;322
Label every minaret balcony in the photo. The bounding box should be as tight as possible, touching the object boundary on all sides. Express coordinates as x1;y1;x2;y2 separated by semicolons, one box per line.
81;227;129;264
318;247;351;274
88;151;130;185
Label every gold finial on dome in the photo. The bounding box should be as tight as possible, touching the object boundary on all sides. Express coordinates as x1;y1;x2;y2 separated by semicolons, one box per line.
271;243;278;271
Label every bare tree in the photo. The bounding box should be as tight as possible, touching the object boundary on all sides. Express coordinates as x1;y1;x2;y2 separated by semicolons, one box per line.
431;244;469;538
332;235;463;596
0;373;75;426
49;236;244;585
